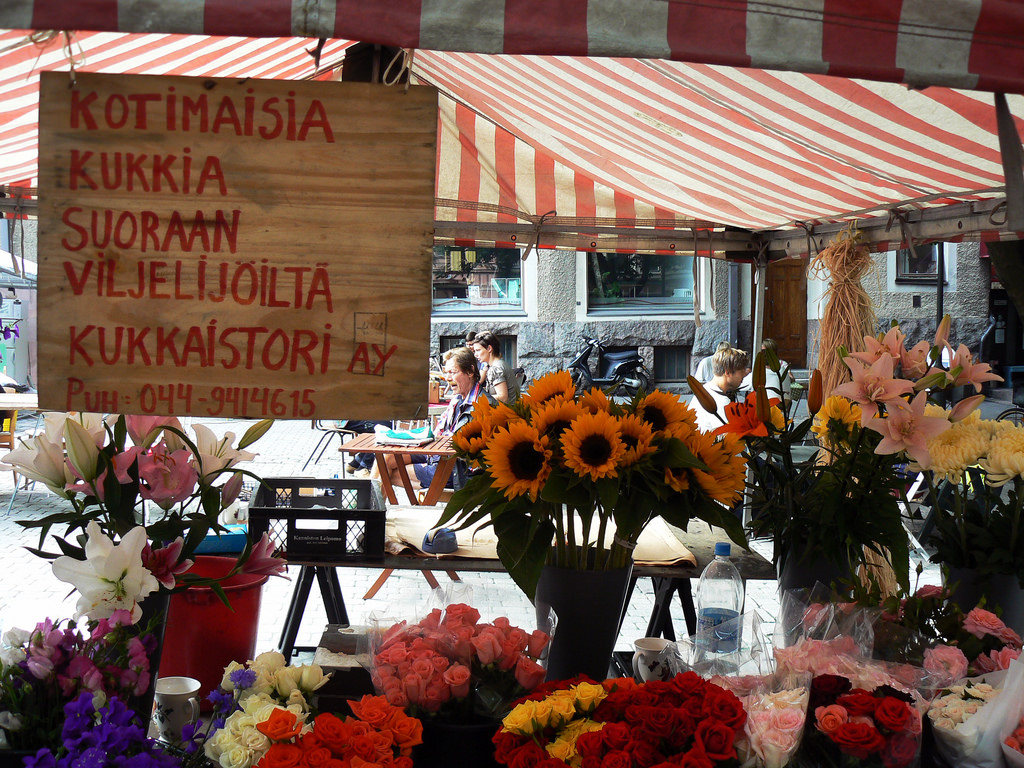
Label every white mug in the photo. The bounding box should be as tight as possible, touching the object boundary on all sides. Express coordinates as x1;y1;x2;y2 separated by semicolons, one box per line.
631;637;672;682
153;676;201;745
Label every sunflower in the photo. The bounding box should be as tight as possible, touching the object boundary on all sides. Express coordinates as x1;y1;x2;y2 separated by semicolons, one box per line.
533;397;585;442
812;395;863;448
637;391;697;435
452;418;488;465
561;411;625;482
523;370;576;410
687;431;747;506
469;397;520;435
616;414;655;467
663;465;691;493
579;387;610;414
482;421;553;500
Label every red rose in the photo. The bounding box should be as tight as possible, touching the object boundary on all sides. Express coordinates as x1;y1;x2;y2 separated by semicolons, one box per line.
599;749;633;768
830;722;886;758
702;688;747;729
260;744;303;768
299;747;332;768
599;722;631;752
492;731;524;761
642;680;673;697
677;740;714;768
312;713;353;755
882;732;920;768
637;707;677;740
670;671;707;698
507;742;546;768
694;719;736;761
809;674;853;710
874;696;913;732
580;757;602;768
575;731;606;759
836;690;880;717
626;740;664;766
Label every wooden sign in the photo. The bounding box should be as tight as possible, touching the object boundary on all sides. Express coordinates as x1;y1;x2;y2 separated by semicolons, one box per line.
37;72;437;419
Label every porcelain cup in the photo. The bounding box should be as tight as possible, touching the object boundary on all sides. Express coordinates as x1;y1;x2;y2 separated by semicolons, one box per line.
631;636;672;682
153;676;201;745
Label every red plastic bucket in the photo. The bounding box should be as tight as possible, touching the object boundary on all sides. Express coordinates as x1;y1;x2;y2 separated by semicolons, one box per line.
159;556;268;702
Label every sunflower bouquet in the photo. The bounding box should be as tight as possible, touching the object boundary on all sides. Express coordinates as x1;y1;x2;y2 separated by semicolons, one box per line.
436;370;748;600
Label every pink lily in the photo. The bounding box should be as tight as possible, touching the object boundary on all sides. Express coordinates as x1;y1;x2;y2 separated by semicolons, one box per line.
900;340;933;379
142;538;194;590
138;442;199;510
126;415;182;449
948;344;1003;392
240;533;287;577
866;391;951;467
949;394;985;422
110;446;143;485
848;327;906;366
833;355;915;422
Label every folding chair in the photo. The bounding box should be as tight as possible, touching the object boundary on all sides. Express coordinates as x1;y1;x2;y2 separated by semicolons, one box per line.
301;420;358;472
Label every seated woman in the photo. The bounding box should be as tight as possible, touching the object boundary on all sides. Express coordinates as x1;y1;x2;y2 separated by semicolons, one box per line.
382;346;483;492
472;330;520;403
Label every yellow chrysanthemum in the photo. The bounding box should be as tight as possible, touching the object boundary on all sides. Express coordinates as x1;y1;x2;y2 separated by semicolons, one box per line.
812;395;862;448
482;421;553;500
579;387;611;415
636;390;696;435
925;420;990;482
533;398;585;441
688;431;748;506
980;425;1024;486
616;414;655;467
524;370;576;410
561;411;625;481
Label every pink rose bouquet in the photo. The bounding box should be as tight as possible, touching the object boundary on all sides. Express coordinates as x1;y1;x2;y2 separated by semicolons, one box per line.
372;603;549;723
713;672;812;768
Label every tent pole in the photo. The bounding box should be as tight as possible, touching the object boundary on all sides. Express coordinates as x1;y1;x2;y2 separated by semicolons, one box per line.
752;246;768;356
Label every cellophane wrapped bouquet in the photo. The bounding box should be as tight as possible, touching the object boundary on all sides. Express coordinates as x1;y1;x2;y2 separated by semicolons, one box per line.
371;603;549;723
493;672;748;767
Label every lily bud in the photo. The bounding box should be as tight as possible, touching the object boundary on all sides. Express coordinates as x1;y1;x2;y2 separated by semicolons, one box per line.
239;418;274;450
914;371;949;392
934;314;951;348
64;418;101;482
807;369;823;416
949;394;985;422
221;472;244;508
687;376;718;415
762;345;781;373
752;352;767;390
755;386;770;423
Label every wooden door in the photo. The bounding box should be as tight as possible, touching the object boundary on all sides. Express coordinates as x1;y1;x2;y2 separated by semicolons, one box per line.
764;258;807;367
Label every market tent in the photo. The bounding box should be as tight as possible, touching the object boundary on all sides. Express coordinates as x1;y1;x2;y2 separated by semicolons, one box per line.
3;6;1024;256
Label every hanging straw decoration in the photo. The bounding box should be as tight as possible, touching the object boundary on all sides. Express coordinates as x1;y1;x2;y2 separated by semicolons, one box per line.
809;223;875;396
809;224;898;596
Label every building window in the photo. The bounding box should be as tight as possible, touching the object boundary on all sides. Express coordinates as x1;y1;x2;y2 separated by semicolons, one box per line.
895;243;946;284
440;335;518;367
654;346;689;382
432;247;523;313
586;253;694;312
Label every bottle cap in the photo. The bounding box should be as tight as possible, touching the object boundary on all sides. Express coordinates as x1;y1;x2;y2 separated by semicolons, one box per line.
714;542;731;557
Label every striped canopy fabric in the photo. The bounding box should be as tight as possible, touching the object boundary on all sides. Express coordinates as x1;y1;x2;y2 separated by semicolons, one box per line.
4;0;1024;96
3;26;1024;253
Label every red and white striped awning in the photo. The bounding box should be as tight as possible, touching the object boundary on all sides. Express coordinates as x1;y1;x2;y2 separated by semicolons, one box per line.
7;0;1024;96
3;28;1024;254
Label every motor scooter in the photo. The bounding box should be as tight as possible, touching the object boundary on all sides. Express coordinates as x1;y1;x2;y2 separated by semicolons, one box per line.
568;336;653;396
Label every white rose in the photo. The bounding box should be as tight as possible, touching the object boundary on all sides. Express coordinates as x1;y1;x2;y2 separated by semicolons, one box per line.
927;707;945;721
934;717;957;731
253;651;287;674
285;699;309;720
239;725;270;753
205;728;236;761
299;664;329;693
942;702;966;723
252;701;280;724
274;666;302;697
964;700;981;715
220;661;245;691
219;745;252;768
286;689;308;710
972;683;995;695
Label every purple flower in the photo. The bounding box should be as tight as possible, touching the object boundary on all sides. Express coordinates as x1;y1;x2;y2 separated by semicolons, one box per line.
229;667;257;689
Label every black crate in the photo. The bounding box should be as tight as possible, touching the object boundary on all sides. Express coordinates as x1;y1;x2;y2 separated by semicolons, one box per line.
248;478;386;562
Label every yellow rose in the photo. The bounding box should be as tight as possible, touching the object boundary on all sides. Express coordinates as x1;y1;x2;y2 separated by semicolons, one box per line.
502;700;538;735
572;682;607;714
299;664;330;692
547;693;577;727
545;737;577;763
532;698;554;728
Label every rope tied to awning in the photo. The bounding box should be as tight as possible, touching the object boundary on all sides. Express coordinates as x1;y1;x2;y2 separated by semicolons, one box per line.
520;210;556;261
383;47;416;92
885;207;918;253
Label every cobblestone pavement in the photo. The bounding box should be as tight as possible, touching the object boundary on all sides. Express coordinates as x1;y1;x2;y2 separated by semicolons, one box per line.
0;413;944;660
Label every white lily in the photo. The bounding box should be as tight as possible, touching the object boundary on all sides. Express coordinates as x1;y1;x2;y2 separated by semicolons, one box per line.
1;434;76;497
51;521;159;622
190;424;257;480
42;411;110;446
64;418;102;483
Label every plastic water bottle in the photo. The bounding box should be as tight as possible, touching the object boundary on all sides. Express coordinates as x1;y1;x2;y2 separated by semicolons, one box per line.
696;542;744;654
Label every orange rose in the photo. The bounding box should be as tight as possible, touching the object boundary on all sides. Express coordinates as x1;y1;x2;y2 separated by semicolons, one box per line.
815;704;849;735
257;709;304;742
389;714;423;751
260;743;303;768
349;695;396;728
312;712;354;754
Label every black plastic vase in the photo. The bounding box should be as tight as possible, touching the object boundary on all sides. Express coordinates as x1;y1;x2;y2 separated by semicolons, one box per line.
534;559;633;682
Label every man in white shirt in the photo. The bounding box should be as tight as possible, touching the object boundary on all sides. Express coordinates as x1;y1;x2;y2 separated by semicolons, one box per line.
692;340;731;384
688;347;750;432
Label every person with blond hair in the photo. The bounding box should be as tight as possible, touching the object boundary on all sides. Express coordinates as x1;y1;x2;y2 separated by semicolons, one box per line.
688;347;750;432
